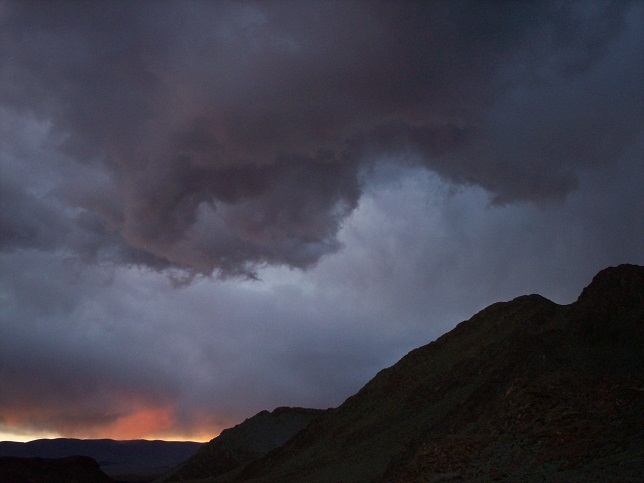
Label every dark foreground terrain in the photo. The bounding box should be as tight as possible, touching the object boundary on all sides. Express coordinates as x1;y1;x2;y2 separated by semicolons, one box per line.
2;264;642;482
0;439;202;482
0;455;114;482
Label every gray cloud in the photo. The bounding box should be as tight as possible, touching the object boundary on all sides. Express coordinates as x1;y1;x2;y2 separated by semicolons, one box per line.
2;1;640;277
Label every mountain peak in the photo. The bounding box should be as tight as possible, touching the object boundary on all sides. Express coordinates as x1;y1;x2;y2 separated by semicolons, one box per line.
576;264;644;304
568;264;643;358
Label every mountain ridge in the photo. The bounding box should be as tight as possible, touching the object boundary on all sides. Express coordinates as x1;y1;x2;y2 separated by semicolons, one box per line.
223;264;643;482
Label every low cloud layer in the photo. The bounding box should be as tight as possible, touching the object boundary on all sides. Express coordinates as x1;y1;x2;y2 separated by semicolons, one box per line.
0;1;643;441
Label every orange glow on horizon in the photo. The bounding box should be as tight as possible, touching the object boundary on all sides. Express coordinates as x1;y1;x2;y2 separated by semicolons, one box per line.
0;427;62;443
0;404;224;443
0;426;217;443
97;405;175;440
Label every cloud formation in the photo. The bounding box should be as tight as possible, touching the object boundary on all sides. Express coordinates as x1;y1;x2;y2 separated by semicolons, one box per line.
2;1;641;277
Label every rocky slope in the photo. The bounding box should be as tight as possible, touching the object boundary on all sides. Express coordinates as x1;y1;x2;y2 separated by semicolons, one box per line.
158;406;325;481
223;264;643;482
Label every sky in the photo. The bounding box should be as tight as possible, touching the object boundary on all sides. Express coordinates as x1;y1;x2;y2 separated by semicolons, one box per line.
0;0;643;443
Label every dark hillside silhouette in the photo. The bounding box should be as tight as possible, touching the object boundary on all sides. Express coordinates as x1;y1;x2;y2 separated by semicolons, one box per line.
0;455;114;483
226;264;643;482
158;407;325;482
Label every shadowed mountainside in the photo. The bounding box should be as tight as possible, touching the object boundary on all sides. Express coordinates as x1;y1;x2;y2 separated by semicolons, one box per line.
157;407;325;482
219;264;643;482
0;455;115;483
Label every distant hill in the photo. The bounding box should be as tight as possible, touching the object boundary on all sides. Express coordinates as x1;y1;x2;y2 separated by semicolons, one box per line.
157;406;325;482
0;438;202;481
219;264;644;482
0;455;114;483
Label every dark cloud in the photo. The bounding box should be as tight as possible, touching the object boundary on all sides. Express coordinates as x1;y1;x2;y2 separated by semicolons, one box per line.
2;1;640;277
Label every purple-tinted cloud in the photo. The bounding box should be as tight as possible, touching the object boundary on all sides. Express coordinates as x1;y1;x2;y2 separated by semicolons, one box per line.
2;1;640;277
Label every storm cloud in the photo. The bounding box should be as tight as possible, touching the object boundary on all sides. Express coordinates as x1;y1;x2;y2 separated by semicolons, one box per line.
0;1;642;441
2;0;641;277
